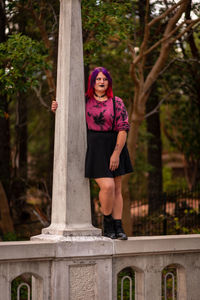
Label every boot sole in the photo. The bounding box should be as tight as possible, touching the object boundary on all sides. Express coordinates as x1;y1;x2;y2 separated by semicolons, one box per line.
117;236;128;240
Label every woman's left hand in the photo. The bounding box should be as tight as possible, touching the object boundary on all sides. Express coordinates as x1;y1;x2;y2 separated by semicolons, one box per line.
109;152;120;171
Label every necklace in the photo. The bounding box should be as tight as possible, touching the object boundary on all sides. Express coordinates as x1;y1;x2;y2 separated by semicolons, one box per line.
94;92;106;99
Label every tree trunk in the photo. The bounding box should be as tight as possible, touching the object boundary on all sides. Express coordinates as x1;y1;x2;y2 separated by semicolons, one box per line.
18;94;28;181
11;94;28;221
122;117;143;236
0;182;14;234
0;101;10;199
146;86;163;214
10;10;28;221
0;0;11;200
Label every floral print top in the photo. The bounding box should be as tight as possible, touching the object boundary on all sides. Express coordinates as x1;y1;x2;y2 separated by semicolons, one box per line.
86;96;130;132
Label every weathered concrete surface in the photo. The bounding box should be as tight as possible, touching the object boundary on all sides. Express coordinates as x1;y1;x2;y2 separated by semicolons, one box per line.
38;0;100;237
0;237;113;300
0;237;113;260
113;234;200;255
112;253;189;300
1;235;200;299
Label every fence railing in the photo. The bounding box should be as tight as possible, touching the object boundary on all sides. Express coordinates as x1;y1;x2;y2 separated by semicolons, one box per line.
131;186;200;236
93;186;200;236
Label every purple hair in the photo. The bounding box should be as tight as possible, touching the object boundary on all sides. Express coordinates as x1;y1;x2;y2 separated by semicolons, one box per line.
86;67;113;98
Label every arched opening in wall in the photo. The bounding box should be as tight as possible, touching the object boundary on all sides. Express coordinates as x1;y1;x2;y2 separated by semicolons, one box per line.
117;267;135;300
11;272;43;300
162;265;177;300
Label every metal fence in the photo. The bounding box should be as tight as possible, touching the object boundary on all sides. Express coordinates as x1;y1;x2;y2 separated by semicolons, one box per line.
132;186;200;236
93;186;200;236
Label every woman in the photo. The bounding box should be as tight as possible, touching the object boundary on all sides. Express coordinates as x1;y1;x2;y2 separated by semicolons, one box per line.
52;67;133;240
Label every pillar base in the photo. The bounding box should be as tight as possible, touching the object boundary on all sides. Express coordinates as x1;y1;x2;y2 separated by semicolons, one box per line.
31;223;101;241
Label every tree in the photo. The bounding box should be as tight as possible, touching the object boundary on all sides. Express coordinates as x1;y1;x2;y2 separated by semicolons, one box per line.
122;0;200;234
0;0;11;200
127;0;199;165
159;0;200;190
0;33;50;220
138;0;163;214
162;43;200;189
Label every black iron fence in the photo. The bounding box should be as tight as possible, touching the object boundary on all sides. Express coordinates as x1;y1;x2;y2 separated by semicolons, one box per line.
132;186;200;236
93;186;200;236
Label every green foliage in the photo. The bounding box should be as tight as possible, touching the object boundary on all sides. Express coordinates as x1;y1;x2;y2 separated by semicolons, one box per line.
129;121;154;200
173;208;200;235
117;268;135;300
161;33;200;185
82;0;137;65
0;33;50;96
164;95;200;162
162;266;177;300
90;179;100;200
26;96;52;181
2;232;18;241
0;108;4;117
11;275;32;300
82;0;113;65
162;166;187;192
1;231;30;241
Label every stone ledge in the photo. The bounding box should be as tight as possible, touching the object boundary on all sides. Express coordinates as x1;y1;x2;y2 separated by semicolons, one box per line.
0;240;56;261
0;236;113;261
113;234;200;256
0;235;200;261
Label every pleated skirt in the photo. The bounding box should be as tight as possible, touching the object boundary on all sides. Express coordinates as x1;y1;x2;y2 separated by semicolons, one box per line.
85;130;133;178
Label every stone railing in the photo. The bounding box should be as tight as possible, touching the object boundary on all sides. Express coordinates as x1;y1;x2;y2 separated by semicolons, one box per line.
0;234;200;300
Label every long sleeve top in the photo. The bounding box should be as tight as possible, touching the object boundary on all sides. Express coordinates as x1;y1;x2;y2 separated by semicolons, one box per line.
86;96;130;132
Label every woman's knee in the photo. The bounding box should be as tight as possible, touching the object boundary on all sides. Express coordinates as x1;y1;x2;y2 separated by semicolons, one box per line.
96;179;115;194
102;182;115;194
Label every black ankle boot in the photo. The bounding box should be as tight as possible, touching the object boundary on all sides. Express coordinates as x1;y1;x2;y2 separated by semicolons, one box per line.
114;220;128;240
103;214;116;239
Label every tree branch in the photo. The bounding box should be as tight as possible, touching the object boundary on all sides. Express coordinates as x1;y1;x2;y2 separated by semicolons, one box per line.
142;0;192;97
143;19;188;57
133;1;189;66
169;18;200;45
32;85;50;110
129;61;140;87
128;42;136;60
148;0;185;28
165;0;188;35
144;83;184;119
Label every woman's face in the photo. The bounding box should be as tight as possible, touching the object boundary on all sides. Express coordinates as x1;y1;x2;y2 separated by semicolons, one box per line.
94;72;109;94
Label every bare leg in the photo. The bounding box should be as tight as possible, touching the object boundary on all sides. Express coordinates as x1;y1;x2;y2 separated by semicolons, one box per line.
95;177;115;215
112;176;127;240
112;176;123;219
95;177;116;239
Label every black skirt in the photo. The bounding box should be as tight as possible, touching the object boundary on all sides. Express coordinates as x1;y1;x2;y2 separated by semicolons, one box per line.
85;130;133;178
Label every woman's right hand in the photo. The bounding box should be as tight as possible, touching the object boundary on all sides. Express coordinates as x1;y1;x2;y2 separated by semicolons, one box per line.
51;100;58;113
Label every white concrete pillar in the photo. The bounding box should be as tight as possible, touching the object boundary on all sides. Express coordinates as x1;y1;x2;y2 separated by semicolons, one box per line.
42;0;101;237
